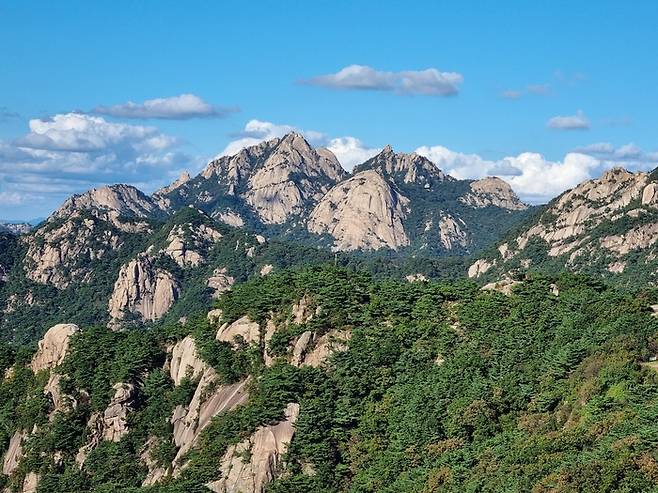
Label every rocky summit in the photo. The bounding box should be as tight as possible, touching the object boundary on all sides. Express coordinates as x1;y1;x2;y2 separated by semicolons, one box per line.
469;167;658;285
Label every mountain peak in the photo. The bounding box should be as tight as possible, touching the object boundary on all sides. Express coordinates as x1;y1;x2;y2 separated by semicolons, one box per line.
52;184;166;221
356;145;451;185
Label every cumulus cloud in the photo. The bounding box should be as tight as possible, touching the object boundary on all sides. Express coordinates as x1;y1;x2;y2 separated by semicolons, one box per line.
302;65;463;96
219;119;379;170
0;113;193;217
416;145;606;203
547;110;590;130
325;137;379;171
93;94;237;120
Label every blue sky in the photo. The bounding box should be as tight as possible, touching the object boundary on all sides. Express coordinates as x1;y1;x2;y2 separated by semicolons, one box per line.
1;0;657;220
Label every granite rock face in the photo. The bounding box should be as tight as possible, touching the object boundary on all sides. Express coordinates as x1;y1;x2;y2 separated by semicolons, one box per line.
308;169;410;251
108;255;180;324
206;402;300;493
469;167;658;281
30;323;80;373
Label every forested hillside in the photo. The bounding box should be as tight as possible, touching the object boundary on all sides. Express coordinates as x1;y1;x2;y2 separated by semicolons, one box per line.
3;266;658;492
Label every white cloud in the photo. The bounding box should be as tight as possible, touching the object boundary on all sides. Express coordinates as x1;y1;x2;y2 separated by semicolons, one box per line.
219;120;297;157
325;137;379;171
93;94;237;120
416;145;603;203
0;113;193;216
16;113;177;152
547;110;590;130
302;65;463;96
219;120;378;171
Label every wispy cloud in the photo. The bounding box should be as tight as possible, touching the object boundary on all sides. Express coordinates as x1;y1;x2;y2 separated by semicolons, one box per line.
0;113;194;211
500;83;551;99
547;110;590;130
0;107;20;122
301;65;463;96
93;94;238;120
575;142;658;165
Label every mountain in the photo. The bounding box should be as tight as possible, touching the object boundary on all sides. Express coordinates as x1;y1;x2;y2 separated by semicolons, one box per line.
307;145;530;253
2;266;658;492
161;132;347;228
468;167;658;285
0;133;531;342
0;223;32;236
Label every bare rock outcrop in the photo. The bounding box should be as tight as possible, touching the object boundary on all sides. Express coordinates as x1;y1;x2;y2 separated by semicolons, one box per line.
482;278;521;296
289;330;350;368
438;214;469;250
108;255;179;323
206;402;300;493
308;169;410;251
468;168;658;278
52;184;165;221
169;336;208;386
188;133;345;225
216;316;260;348
102;383;137;442
2;430;26;476
460;177;527;210
30;323;79;373
163;223;222;267
243;133;346;224
23;217;123;288
207;268;235;298
356;145;450;186
468;259;495;278
171;375;249;470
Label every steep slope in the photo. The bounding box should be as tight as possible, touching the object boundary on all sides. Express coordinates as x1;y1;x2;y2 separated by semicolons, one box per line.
468;167;658;284
310;145;530;253
163;132;347;227
308;169;411;251
3;267;658;493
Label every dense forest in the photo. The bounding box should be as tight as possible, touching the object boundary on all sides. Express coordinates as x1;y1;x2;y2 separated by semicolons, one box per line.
3;265;658;492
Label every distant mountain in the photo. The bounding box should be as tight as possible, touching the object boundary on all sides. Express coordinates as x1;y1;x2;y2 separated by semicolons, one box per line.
468;167;658;285
0;222;32;235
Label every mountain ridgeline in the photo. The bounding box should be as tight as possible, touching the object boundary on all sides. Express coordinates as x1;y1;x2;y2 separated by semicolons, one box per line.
468;167;658;286
0;132;531;342
4;132;658;492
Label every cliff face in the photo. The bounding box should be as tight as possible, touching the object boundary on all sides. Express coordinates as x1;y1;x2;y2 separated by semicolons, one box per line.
469;167;658;284
108;254;180;324
307;169;411;251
